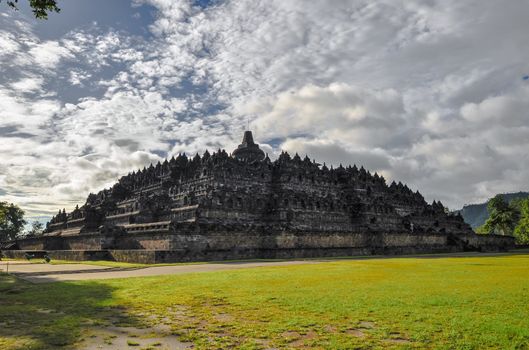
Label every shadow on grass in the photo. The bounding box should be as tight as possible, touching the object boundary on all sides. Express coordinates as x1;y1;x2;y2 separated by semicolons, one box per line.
0;273;145;350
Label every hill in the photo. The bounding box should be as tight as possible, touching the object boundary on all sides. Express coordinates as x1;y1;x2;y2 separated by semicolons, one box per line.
456;192;529;228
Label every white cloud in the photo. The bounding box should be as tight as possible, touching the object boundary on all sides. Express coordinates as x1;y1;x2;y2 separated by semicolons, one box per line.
28;40;73;68
10;76;44;93
0;87;60;134
0;31;21;56
281;138;392;172
460;86;529;128
69;70;92;86
1;0;529;219
251;83;406;148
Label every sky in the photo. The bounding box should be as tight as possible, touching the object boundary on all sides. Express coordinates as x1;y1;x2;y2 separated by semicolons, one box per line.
1;0;529;223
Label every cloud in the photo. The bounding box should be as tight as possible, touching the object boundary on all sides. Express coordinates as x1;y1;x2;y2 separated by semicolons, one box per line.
0;87;60;134
460;86;529;128
0;31;21;56
28;40;73;68
1;0;529;221
251;83;406;148
10;76;44;93
281;138;392;172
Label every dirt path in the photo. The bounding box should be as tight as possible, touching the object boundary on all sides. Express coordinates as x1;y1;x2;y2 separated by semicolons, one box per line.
1;259;322;283
2;250;527;284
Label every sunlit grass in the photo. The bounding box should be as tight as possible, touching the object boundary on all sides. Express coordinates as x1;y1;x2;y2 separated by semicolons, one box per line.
1;254;529;349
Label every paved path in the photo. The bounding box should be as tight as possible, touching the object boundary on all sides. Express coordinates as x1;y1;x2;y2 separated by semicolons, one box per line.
0;260;322;283
2;250;527;284
0;260;115;274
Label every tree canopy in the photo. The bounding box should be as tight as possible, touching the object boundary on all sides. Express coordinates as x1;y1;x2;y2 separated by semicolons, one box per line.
0;201;26;241
2;0;59;19
481;195;519;236
513;198;529;244
467;194;529;245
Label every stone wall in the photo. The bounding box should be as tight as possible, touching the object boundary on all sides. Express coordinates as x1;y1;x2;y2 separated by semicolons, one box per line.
14;235;104;251
3;228;515;263
1;250;48;259
457;233;515;251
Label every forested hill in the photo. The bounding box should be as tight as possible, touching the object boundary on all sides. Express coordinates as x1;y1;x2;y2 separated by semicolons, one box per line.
456;192;529;228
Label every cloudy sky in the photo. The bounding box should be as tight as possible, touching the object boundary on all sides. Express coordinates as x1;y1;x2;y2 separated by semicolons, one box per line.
1;0;529;222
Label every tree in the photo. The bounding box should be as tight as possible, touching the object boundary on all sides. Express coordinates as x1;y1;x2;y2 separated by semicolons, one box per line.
2;0;60;19
513;198;529;244
0;201;26;241
474;224;489;235
26;220;44;237
482;195;519;236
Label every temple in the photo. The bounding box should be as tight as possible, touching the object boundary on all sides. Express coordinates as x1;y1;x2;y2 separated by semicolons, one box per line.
3;131;514;262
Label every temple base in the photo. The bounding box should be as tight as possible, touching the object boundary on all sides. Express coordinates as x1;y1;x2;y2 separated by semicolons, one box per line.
2;229;515;264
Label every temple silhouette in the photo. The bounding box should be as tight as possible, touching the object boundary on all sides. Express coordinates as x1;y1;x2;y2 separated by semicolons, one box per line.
4;131;514;262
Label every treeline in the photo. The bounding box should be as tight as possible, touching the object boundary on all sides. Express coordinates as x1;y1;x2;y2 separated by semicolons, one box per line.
0;201;43;242
476;195;529;244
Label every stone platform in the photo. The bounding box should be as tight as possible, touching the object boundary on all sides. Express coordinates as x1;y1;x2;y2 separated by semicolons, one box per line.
2;229;515;264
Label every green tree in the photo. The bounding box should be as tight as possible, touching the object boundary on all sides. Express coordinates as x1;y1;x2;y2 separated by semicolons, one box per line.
509;198;524;213
0;201;26;241
2;0;59;19
26;220;44;237
475;224;489;235
482;195;519;236
513;198;529;244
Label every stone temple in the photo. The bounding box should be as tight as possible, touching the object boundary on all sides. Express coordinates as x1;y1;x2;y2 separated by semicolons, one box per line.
4;131;514;262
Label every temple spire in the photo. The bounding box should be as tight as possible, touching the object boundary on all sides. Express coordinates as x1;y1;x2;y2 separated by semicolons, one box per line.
241;130;255;146
232;130;265;162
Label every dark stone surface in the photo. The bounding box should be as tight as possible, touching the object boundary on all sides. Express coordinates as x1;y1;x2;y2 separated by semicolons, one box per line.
5;229;515;263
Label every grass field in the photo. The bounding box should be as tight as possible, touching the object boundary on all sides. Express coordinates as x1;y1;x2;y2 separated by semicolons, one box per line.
1;254;528;349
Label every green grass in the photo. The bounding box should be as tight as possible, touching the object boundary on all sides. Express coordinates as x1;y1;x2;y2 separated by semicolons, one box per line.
1;254;529;349
127;339;140;346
